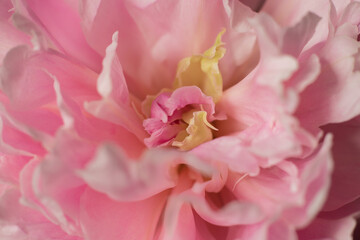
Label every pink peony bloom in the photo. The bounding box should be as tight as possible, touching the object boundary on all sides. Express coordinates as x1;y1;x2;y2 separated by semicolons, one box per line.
0;0;359;239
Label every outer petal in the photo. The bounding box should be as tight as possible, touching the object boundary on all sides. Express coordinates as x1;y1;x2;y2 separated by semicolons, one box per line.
282;13;321;57
321;116;360;211
0;0;30;63
296;36;360;130
297;217;356;240
228;135;333;228
0;45;100;143
0;116;46;155
79;188;168;240
78;143;177;202
79;141;220;202
262;0;334;27
30;131;95;236
239;0;265;11
0;187;81;240
282;135;334;227
263;0;336;53
19;0;102;71
0;154;29;184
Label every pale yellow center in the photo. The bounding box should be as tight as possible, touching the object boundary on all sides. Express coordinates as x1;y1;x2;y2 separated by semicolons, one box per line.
173;29;226;103
143;30;226;151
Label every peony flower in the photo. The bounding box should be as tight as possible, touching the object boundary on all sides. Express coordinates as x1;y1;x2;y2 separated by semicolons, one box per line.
0;0;359;239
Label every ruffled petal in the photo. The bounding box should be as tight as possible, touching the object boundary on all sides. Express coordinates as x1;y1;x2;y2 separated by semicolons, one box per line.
228;135;333;228
296;36;360;129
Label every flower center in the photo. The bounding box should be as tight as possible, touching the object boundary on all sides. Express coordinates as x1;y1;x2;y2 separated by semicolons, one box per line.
141;30;226;151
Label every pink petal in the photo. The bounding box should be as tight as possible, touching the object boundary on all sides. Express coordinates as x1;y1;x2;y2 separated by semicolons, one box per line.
0;46;54;108
322;116;360;211
144;123;184;148
51;64;144;153
228;135;333;227
20;0;102;71
263;0;335;52
282;135;334;227
158;203;197;240
79;0;161;98
0;154;29;184
296;36;360;128
79;143;176;202
282;13;321;57
162;86;215;118
143;86;217;148
84;98;147;142
80;187;168;240
0;0;30;63
267;220;298;240
297;217;356;240
29;130;99;235
0;116;46;155
79;143;215;202
20;157;82;236
146;86;215;123
191;136;261;175
0;187;81;240
226;222;268;240
239;0;265;11
0;45;102;145
96;31;130;105
214;0;258;88
164;189;264;231
73;32;146;142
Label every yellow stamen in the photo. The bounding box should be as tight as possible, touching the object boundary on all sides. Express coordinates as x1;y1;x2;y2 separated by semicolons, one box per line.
172;111;216;151
173;29;226;103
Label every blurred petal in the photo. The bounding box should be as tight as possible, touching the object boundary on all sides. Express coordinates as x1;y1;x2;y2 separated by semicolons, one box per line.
239;0;265;12
0;187;81;240
79;143;176;202
322;116;360;211
19;0;102;71
296;36;360;129
297;216;356;240
0;0;30;63
80;188;168;240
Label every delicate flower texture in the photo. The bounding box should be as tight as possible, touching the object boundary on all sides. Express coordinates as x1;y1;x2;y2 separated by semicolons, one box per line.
0;0;359;240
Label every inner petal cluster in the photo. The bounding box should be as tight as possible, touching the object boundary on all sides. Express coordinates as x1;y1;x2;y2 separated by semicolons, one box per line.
141;30;226;151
